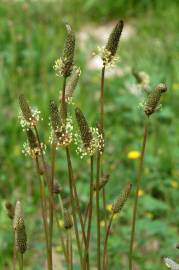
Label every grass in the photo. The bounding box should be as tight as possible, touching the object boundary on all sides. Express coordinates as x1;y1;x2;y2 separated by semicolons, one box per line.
1;1;179;269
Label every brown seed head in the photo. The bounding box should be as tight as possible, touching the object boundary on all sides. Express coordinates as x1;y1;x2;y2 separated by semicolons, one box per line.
64;209;73;230
144;83;167;116
65;67;81;100
19;94;35;124
93;174;109;191
26;128;40;158
49;100;61;132
5;201;15;220
26;129;38;150
75;107;92;149
104;20;123;63
112;183;132;213
62;24;75;77
13;201;27;254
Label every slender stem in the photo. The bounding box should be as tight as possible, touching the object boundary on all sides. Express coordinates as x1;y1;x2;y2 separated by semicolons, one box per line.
129;118;149;270
55;214;68;262
96;152;101;270
87;156;94;245
48;142;57;268
35;128;76;269
100;65;106;133
101;158;108;265
65;147;83;268
102;188;107;231
39;175;51;270
67;230;70;270
67;230;73;270
18;253;23;270
70;230;73;270
103;214;114;270
83;156;94;269
84;202;90;229
34;126;54;208
95;63;105;270
35;158;50;267
13;232;16;270
65;147;88;262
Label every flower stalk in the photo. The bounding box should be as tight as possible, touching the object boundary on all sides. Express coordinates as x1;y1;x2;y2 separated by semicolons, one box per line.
128;119;149;270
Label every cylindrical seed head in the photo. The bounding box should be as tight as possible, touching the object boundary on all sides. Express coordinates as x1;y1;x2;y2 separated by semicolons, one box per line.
59;100;67;124
13;201;27;254
62;24;75;77
64;209;73;230
75;107;92;149
104;20;124;63
5;201;15;220
26;128;38;150
19;94;33;123
93;174;109;191
144;83;167;116
65;67;81;100
112;183;132;214
49;100;61;131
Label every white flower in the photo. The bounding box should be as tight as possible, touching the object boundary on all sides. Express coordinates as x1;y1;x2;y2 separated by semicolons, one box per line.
74;127;104;159
18;108;42;130
49;117;73;148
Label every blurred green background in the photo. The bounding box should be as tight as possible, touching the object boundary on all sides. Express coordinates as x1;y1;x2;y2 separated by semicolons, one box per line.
1;0;179;269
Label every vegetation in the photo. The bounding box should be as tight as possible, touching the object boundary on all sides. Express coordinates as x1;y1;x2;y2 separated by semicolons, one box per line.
1;1;179;269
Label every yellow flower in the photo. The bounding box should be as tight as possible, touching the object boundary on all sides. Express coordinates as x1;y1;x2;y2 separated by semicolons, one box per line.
127;150;141;160
172;83;179;91
106;203;113;212
58;219;64;228
100;220;105;227
138;189;144;197
171;180;178;189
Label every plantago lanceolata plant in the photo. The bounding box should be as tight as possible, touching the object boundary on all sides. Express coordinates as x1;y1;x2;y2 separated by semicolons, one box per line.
11;20;168;270
129;83;167;270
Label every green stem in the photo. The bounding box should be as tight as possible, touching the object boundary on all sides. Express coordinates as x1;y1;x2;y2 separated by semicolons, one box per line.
129;118;149;270
66;147;88;267
55;213;68;263
84;156;94;269
35;128;67;270
96;152;101;270
100;65;105;133
48;142;57;270
34;126;54;208
84;202;90;229
19;253;23;270
67;230;73;270
70;230;73;270
67;230;70;270
65;147;83;268
103;214;114;270
96;63;105;270
35;158;50;270
13;232;16;270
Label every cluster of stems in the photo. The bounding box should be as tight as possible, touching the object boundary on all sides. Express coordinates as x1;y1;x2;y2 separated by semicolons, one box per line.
15;20;167;270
